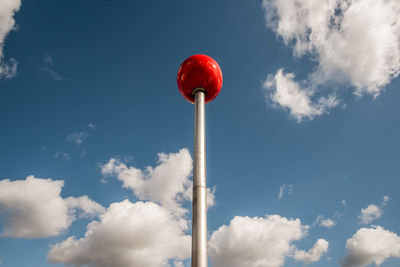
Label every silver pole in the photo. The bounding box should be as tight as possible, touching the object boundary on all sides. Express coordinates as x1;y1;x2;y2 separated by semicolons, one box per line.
192;89;208;267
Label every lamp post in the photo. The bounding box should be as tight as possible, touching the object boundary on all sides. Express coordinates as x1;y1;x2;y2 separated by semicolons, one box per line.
177;54;223;267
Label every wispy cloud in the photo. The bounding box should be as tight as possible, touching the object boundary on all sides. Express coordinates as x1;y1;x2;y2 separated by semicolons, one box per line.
53;152;70;160
38;54;64;81
66;122;96;156
0;0;21;79
278;184;293;200
88;122;96;130
383;195;390;204
333;211;344;220
67;131;89;146
262;0;400;121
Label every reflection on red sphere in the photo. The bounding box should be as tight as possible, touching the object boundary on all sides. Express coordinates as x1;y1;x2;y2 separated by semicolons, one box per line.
177;54;223;104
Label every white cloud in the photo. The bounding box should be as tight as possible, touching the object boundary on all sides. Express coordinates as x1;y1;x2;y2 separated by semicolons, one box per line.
383;195;390;205
101;149;215;215
48;200;191;267
342;200;347;206
294;239;329;264
208;215;328;267
262;0;400;121
49;149;214;267
0;176;104;238
278;183;293;200
334;211;344;220
320;219;335;228
0;0;21;79
359;204;381;225
50;148;332;267
314;215;336;228
65;196;105;218
358;196;390;225
264;69;338;122
342;226;400;267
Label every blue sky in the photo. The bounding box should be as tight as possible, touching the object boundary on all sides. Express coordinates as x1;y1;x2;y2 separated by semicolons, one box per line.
0;1;400;267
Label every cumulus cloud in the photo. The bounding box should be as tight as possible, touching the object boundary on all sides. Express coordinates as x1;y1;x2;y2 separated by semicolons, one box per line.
358;204;381;225
0;176;104;238
358;196;390;225
50;149;217;267
264;70;338;122
101;148;215;215
313;215;335;228
0;0;21;79
294;239;329;264
208;215;328;267
342;226;400;267
48;200;190;267
278;183;293;200
262;0;400;121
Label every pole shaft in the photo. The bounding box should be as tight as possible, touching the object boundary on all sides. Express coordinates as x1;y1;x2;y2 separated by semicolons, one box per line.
192;90;208;267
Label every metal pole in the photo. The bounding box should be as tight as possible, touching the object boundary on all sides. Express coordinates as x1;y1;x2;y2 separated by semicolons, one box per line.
192;89;208;267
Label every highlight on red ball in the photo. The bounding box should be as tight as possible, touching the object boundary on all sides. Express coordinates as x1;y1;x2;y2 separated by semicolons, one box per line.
177;54;223;104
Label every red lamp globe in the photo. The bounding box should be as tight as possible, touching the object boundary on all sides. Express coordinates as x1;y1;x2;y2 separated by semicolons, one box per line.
177;54;223;104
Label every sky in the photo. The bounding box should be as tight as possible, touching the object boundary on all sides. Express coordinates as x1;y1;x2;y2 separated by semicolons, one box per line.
0;0;400;267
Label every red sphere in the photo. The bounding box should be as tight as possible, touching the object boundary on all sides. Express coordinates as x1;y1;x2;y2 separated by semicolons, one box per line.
177;54;223;104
